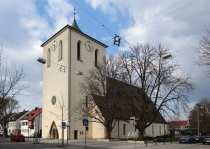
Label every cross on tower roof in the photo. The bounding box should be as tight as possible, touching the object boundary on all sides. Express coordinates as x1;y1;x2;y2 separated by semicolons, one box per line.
72;8;82;32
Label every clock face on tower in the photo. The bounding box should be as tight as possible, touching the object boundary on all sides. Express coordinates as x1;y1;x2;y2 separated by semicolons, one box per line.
51;40;57;51
85;41;93;52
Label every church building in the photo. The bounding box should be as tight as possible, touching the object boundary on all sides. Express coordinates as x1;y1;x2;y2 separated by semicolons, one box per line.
40;13;168;140
41;15;108;139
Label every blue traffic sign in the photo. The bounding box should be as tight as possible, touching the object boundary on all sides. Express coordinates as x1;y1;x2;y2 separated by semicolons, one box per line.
83;119;89;126
62;122;66;127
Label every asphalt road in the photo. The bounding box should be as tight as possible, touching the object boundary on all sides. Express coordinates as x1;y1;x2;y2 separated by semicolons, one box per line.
0;137;210;149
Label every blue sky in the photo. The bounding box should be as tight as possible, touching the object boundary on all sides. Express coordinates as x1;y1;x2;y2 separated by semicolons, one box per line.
0;0;210;120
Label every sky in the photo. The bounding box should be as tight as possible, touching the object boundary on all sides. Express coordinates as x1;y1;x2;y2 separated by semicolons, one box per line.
0;0;210;120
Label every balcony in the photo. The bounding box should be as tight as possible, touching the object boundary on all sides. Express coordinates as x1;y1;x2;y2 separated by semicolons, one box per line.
29;125;34;129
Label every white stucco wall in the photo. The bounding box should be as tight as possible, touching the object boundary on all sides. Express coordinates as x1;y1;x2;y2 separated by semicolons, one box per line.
21;120;29;137
7;112;29;136
111;120;168;139
42;26;106;140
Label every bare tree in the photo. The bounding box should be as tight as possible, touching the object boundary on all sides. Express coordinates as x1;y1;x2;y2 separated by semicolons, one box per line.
49;93;69;146
196;26;210;77
189;98;210;135
74;56;121;139
1;97;21;114
0;45;28;116
117;43;194;140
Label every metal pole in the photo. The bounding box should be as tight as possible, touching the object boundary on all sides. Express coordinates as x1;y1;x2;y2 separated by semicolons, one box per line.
62;128;64;147
164;124;165;145
28;128;29;141
197;106;199;135
2;120;5;149
134;117;136;148
85;127;86;148
67;126;68;145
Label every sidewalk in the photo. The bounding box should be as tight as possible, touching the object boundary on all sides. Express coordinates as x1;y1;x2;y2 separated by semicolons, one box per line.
36;138;180;149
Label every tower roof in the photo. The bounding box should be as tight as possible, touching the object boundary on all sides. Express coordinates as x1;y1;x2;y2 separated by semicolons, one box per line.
72;20;82;32
72;8;82;32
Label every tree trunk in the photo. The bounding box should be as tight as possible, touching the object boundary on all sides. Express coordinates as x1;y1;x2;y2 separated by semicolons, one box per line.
106;127;112;139
138;130;144;141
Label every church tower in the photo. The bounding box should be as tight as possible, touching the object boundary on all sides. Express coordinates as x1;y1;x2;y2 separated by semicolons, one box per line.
41;14;108;139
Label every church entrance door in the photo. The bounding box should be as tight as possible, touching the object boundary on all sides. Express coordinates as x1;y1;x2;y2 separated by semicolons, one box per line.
50;121;59;139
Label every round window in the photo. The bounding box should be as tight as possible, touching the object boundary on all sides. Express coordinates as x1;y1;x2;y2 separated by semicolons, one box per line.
51;96;56;105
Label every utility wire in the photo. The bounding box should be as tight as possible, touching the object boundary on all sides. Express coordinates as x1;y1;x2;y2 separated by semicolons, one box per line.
123;0;186;33
0;33;40;57
127;0;209;42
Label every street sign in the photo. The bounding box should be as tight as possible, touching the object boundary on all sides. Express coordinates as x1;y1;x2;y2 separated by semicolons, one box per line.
62;122;66;127
61;122;66;129
83;119;89;127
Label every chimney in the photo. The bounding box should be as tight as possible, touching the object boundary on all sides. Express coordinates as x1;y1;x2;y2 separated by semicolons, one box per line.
35;107;38;110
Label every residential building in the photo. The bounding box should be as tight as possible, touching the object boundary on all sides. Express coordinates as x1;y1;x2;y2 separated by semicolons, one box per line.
40;14;167;139
7;110;29;136
21;107;42;137
168;120;189;136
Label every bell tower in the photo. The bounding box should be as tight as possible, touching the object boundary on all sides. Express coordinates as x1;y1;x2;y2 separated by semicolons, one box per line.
41;14;108;139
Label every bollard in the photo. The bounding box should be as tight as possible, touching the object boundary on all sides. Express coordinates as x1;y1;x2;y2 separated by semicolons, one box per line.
171;138;172;144
146;139;147;147
155;139;157;145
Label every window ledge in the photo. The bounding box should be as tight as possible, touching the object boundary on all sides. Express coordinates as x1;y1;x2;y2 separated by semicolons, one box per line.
77;59;83;62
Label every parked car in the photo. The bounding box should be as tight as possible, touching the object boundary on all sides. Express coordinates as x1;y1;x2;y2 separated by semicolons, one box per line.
154;136;165;142
179;135;196;143
203;136;210;145
10;134;25;142
194;135;204;143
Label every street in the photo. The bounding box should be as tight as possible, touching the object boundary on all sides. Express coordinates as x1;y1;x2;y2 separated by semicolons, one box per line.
0;138;210;149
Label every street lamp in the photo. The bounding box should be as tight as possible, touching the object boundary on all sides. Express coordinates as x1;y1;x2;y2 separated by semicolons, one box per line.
37;57;46;64
197;106;199;135
130;116;139;148
162;53;172;59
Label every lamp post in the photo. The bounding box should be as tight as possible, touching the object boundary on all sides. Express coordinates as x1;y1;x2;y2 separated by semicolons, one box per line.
130;116;139;148
197;106;199;135
66;123;70;145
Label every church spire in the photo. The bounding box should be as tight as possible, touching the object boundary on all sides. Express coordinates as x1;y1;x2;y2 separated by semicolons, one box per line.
72;8;82;32
74;8;76;21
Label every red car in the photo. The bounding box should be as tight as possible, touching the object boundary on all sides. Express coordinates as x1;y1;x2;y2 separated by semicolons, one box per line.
10;134;25;142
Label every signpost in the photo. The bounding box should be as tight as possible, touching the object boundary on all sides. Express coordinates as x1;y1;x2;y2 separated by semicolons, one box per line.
0;119;6;149
61;122;66;147
62;122;66;129
130;116;139;148
83;119;89;148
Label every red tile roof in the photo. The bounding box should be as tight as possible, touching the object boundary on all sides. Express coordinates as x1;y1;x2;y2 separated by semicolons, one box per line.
169;120;188;127
21;108;42;121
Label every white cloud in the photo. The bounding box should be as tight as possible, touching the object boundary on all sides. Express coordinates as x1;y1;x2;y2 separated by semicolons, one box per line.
46;0;74;32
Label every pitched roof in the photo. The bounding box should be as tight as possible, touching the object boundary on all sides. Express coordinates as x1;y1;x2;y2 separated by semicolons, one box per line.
41;25;108;48
21;108;42;121
8;111;29;122
169;120;188;127
72;20;82;32
93;77;166;123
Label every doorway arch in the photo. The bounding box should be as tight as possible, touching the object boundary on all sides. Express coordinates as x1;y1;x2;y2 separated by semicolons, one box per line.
49;121;59;139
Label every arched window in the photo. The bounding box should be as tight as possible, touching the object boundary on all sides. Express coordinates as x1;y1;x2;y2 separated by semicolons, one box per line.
58;40;63;61
95;49;98;67
47;48;51;67
77;41;81;60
